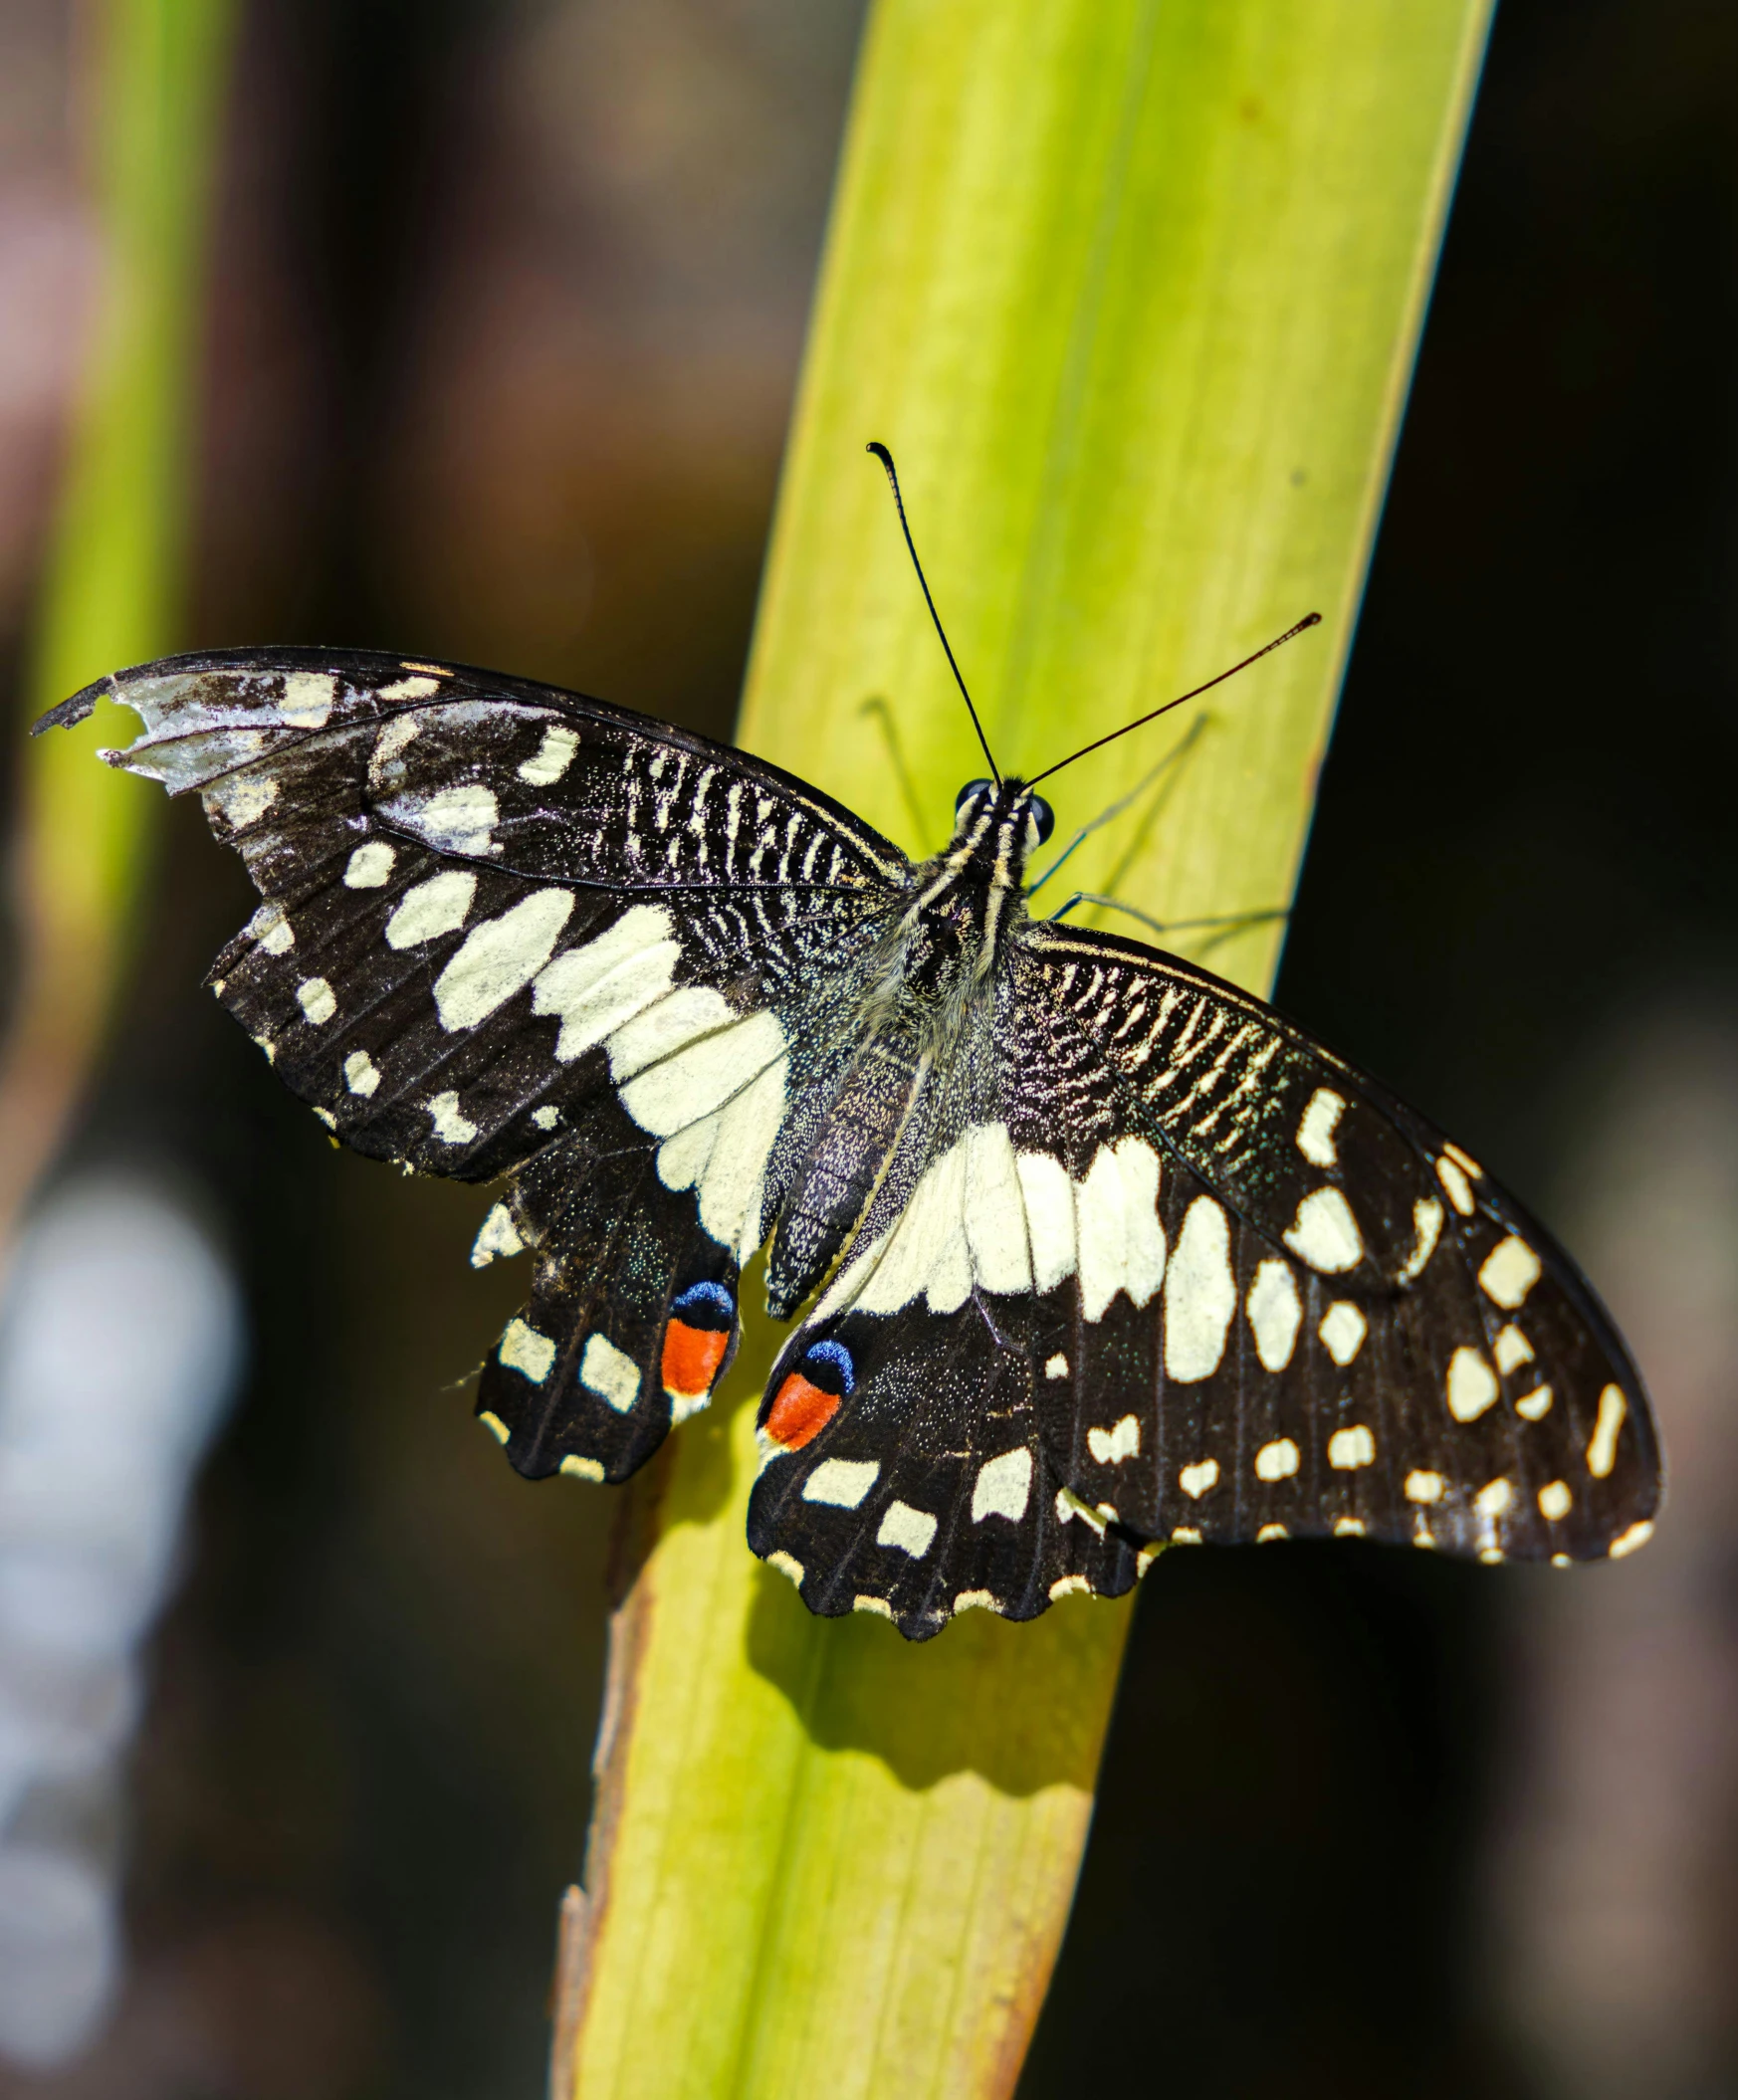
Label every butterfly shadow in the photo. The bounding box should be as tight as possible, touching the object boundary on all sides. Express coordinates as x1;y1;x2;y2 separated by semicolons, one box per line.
743;1553;1132;1797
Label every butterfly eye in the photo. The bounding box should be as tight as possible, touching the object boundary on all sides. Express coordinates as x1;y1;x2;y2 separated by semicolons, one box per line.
1027;795;1055;848
955;779;993;823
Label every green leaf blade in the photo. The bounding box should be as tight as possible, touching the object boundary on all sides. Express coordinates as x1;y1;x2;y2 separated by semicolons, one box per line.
560;3;1493;2093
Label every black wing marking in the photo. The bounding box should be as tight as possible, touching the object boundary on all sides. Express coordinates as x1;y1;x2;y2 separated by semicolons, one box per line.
38;648;910;1476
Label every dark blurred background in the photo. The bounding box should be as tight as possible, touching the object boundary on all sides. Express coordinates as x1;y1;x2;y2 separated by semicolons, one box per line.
0;1;1734;2094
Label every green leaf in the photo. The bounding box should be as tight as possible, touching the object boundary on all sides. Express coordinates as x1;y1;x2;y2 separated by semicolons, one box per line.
557;2;1493;2092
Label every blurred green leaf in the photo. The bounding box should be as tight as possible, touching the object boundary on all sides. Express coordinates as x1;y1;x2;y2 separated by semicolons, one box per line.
0;0;236;1229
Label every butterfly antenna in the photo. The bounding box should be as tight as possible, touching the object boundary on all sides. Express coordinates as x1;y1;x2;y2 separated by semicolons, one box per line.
867;441;999;786
1025;613;1322;788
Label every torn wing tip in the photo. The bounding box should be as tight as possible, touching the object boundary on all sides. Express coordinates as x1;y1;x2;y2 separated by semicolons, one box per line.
31;675;114;735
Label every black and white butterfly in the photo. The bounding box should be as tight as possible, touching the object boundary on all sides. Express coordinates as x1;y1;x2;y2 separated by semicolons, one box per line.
36;513;1660;1641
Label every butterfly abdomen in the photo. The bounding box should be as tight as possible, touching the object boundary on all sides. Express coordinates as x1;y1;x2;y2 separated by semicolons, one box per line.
764;1027;932;1320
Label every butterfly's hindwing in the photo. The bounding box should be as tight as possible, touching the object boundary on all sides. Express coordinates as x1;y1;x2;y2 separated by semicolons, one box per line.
749;1300;1141;1640
471;1111;746;1483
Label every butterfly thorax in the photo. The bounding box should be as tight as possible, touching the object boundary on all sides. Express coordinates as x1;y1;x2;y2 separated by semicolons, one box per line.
760;781;1044;1319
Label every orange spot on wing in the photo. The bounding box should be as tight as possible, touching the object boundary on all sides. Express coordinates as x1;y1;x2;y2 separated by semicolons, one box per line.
764;1373;840;1451
661;1320;730;1400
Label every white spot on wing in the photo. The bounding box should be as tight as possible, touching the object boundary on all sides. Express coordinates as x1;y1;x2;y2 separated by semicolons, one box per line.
1445;1346;1499;1422
877;1501;938;1558
532;905;680;1060
1478;1234;1542;1308
1318;1301;1367;1365
500;1318;554;1382
962;1123;1031;1295
297;976;336;1025
766;1552;804;1586
1538;1480;1572;1521
1246;1260;1301;1371
375;675;441;701
1609;1519;1652;1559
1282;1187;1363;1273
1405;1469;1444;1504
1494;1324;1534;1373
1296;1087;1346;1166
580;1332;641;1413
1044;1352;1069;1380
1087;1416;1141;1465
281;671;335;728
1178;1458;1219;1499
1254;1437;1299;1482
1399;1196;1443;1281
344;840;396;888
519;724;580;786
972;1447;1032;1523
560;1455;605;1482
386;869;478;948
1516;1384;1553;1420
1587;1383;1627;1477
803;1458;880;1509
427;1092;477;1145
434;889;575;1029
1436;1155;1476;1215
343;1049;380;1098
249;904;294;954
610;993;788;1264
1015;1151;1076;1292
1163;1195;1236;1381
1328;1424;1376;1470
368;714;421;782
392;782;501;857
532;1105;560;1130
470;1202;523;1267
210;774;279;828
1076;1139;1166;1321
1475;1476;1513;1518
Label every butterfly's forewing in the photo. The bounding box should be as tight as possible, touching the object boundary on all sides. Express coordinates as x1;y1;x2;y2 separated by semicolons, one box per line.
45;649;908;1478
750;920;1659;1631
1025;924;1659;1563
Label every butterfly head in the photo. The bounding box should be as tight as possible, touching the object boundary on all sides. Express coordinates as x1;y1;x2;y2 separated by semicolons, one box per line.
952;777;1054;864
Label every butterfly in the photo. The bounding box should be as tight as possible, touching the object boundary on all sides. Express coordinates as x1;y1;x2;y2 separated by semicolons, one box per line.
35;455;1661;1640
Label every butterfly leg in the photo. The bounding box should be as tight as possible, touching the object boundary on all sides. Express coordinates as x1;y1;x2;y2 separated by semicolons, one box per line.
1045;895;1289;958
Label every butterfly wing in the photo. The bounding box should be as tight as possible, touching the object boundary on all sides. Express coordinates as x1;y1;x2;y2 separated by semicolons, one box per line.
1018;922;1659;1563
40;649;909;1480
748;918;1659;1636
